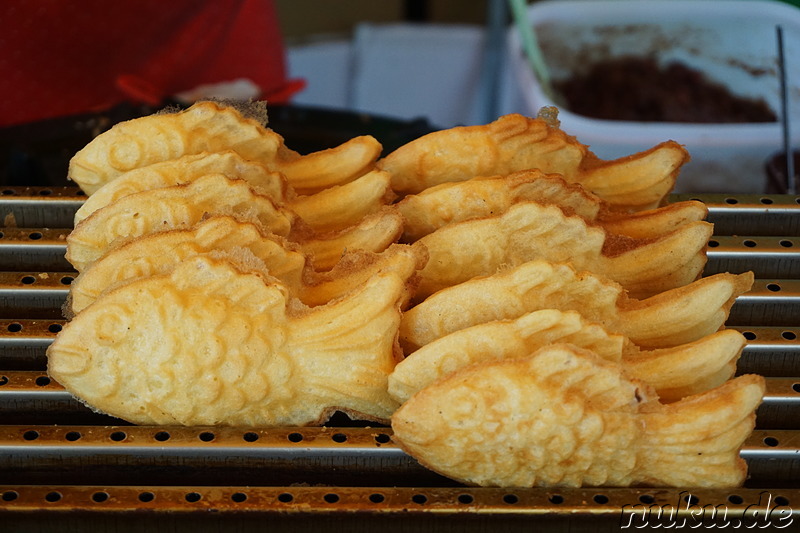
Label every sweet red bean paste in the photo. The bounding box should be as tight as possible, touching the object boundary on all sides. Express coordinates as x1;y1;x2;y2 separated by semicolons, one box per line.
554;56;776;123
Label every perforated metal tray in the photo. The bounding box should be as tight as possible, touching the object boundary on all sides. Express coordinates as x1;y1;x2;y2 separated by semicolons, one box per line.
1;190;799;532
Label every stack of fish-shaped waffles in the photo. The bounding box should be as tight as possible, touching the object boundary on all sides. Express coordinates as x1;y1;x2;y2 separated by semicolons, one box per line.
47;102;764;489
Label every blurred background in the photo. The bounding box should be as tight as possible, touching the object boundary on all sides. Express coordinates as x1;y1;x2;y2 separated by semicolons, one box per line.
279;0;496;128
2;0;799;193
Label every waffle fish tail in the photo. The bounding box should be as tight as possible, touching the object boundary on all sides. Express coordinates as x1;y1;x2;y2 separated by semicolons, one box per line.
639;374;766;488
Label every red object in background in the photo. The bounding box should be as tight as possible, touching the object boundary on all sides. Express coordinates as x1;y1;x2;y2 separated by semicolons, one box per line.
0;0;302;127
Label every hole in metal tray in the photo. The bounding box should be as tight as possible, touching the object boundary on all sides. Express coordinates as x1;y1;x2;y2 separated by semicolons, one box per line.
412;494;427;505
457;494;474;504
684;494;700;505
728;494;744;505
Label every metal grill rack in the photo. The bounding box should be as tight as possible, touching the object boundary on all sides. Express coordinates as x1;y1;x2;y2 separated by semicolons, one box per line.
1;189;799;532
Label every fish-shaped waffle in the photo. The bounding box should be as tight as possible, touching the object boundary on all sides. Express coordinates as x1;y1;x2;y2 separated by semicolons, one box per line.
389;309;746;404
378;112;689;211
69;101;281;194
400;259;753;352
67;215;305;314
74;151;289;225
391;344;765;488
69;101;381;195
379;113;584;195
67;174;405;273
412;200;711;300
66;174;296;272
76;153;394;234
48;254;412;426
68;215;425;314
397;171;707;242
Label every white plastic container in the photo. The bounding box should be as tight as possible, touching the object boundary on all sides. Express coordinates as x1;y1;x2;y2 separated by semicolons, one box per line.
506;0;800;193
